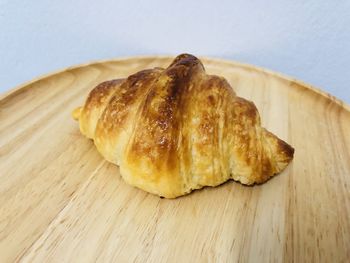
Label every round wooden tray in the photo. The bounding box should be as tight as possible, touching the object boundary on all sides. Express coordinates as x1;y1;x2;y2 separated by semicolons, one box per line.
1;56;349;262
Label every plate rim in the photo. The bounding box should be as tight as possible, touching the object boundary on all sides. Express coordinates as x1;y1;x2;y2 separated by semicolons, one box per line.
1;55;349;112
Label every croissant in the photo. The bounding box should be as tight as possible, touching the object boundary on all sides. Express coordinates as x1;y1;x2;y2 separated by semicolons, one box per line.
72;54;294;198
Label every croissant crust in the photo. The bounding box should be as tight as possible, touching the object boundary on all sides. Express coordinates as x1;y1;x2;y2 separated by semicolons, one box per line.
72;54;294;198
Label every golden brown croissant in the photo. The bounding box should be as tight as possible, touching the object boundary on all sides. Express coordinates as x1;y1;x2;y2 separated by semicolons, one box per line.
72;54;294;198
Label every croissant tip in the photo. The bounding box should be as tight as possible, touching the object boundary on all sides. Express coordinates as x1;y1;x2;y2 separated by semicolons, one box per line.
168;53;203;70
72;107;82;121
277;138;295;161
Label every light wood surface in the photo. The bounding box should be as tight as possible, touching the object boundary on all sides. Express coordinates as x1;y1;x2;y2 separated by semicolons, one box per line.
1;56;349;263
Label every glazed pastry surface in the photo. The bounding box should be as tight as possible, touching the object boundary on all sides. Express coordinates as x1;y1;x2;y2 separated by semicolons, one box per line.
72;54;294;198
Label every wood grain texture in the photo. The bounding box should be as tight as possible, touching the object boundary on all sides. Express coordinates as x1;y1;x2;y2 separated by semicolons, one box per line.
0;56;349;263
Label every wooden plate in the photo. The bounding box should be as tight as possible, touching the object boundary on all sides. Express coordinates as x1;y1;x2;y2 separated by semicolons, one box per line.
1;56;349;262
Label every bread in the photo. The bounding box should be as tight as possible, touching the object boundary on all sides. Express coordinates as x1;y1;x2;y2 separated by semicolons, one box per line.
72;54;294;198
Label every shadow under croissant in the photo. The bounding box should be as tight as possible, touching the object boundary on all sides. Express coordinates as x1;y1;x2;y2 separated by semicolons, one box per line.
160;170;292;199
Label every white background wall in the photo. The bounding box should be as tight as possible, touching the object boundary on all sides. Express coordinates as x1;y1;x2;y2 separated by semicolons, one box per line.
1;0;349;103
